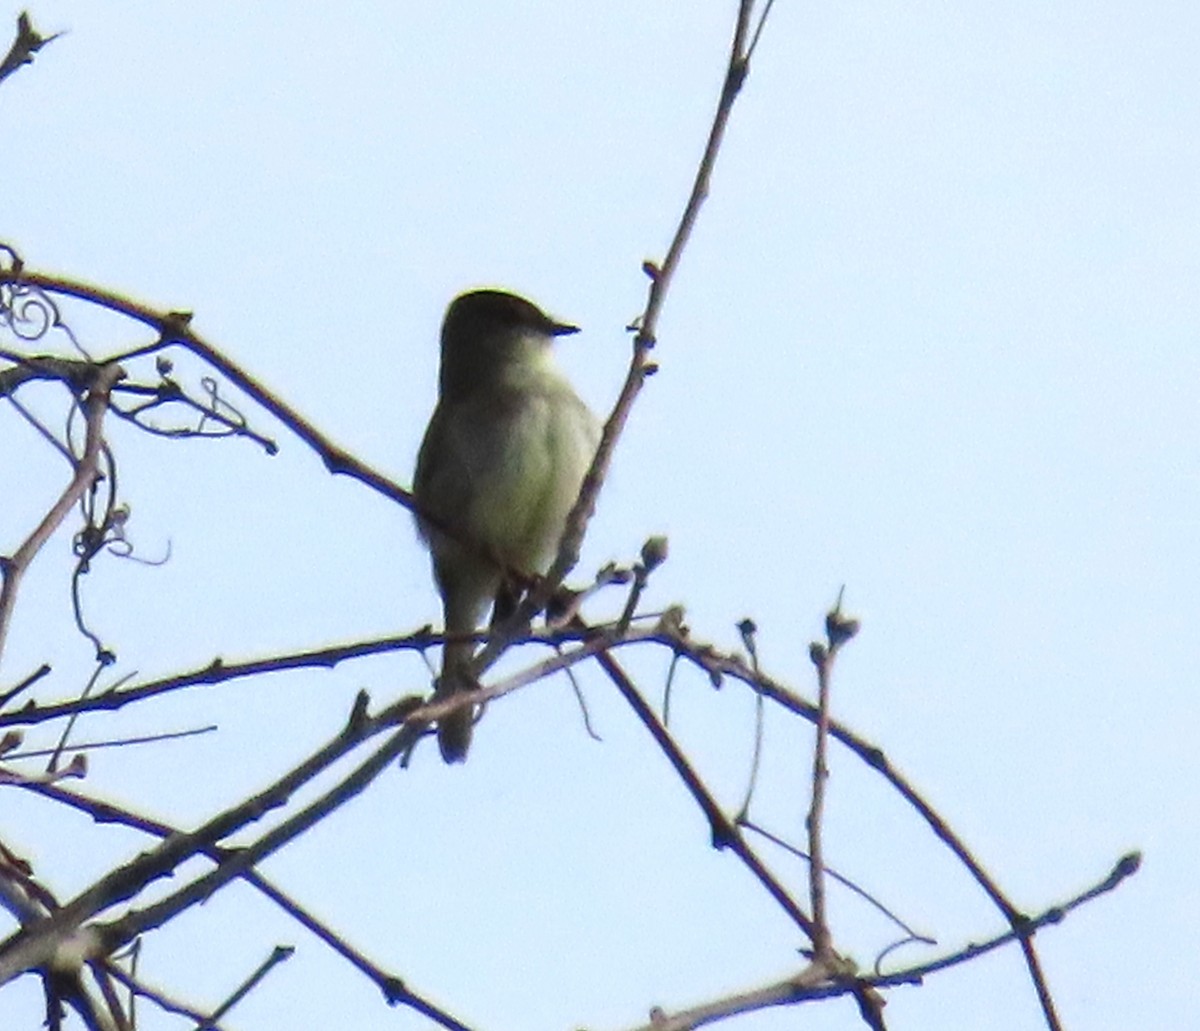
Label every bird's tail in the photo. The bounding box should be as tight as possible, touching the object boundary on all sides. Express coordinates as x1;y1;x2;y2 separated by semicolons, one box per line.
435;638;475;763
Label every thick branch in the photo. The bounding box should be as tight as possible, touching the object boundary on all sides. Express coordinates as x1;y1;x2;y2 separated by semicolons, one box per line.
0;692;420;985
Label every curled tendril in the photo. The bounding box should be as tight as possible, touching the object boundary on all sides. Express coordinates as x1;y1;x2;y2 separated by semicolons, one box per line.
0;284;58;342
85;502;171;567
69;443;169;663
72;443;169;569
0;243;90;358
73;441;117;567
874;932;939;976
0;241;55;341
108;372;276;453
197;375;248;435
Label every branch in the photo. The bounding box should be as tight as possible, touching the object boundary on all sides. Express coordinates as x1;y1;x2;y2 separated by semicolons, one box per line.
0;272;411;506
19;780;471;1029
609;851;1139;1031
471;0;766;676
652;622;1077;1029
0;621;652;728
594;649;816;942
0;692;420;986
98;962;230;1029
805;601;860;960
0;363;124;670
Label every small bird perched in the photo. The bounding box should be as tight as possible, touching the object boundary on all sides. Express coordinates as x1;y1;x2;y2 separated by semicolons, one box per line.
414;289;601;763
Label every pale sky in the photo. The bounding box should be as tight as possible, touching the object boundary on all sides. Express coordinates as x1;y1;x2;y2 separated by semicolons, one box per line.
2;3;1196;1029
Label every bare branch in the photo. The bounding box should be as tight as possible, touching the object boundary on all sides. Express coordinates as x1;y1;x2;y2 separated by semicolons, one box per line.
471;0;767;676
594;648;817;942
198;944;294;1029
18;780;470;1028
609;852;1138;1031
806;597;860;961
0;270;410;505
0;363;124;669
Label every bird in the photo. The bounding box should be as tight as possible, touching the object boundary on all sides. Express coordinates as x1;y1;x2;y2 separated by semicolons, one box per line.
414;289;601;762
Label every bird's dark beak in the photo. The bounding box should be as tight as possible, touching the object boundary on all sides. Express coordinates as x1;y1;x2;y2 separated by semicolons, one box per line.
550;320;581;337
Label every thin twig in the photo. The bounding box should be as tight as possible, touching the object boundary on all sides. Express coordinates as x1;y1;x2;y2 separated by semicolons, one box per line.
0;663;51;709
46;664;110;773
99;964;228;1030
470;0;763;677
610;852;1137;1031
594;648;817;941
0;363;124;671
733;618;764;821
5;391;76;464
806;599;855;962
7;724;216;761
0;275;408;504
0;621;660;730
195;944;293;1030
740;819;935;947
